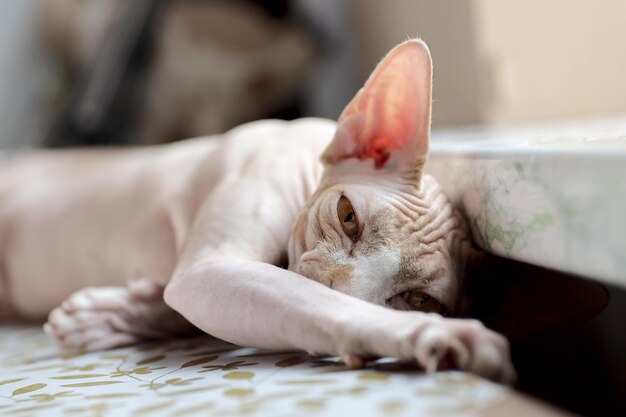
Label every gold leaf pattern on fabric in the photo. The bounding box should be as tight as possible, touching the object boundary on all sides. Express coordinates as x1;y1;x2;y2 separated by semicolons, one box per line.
62;363;108;372
60;353;82;361
351;386;369;394
223;388;254;396
163;378;201;386
60;381;123;387
162;385;225;396
62;402;113;414
110;366;166;377
358;372;390;381
180;356;219;368
5;403;60;415
50;374;108;379
139;377;204;391
0;379;25;386
20;359;42;365
435;372;480;385
12;383;47;396
28;394;56;403
199;360;257;372
136;355;166;365
133;401;175;415
380;400;406;412
85;393;141;399
27;391;76;403
236;350;299;358
298;400;326;410
297;399;326;409
325;386;369;395
222;371;254;380
275;357;307;368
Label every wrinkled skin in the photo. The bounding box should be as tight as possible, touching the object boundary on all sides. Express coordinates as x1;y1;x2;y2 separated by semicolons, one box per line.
0;40;515;383
290;170;469;313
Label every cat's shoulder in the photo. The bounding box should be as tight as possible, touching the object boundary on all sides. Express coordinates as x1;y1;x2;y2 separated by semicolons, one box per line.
225;118;336;151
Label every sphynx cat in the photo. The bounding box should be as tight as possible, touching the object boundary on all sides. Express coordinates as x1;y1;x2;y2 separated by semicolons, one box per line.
0;40;515;383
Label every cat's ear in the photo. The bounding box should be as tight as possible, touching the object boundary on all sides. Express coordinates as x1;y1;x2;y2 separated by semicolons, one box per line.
322;39;432;174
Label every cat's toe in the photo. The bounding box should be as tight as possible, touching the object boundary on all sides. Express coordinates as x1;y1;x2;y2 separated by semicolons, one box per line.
472;333;516;384
45;308;140;352
455;321;515;384
128;279;164;301
415;321;470;373
61;287;131;312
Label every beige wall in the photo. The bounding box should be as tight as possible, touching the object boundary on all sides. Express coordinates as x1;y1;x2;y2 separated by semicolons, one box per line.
474;0;626;124
350;0;483;126
351;0;626;127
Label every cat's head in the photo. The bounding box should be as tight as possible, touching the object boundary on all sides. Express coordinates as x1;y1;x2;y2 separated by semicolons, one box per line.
288;39;471;315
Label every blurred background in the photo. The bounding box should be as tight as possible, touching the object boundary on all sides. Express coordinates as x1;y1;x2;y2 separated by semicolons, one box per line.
2;0;626;148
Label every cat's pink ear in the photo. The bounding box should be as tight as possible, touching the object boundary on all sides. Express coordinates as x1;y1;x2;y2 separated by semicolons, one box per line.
322;39;432;170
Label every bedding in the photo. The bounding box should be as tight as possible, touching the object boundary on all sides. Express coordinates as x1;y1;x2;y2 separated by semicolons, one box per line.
0;325;510;416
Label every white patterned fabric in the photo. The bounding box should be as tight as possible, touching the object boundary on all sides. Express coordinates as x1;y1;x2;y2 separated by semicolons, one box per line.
0;325;509;417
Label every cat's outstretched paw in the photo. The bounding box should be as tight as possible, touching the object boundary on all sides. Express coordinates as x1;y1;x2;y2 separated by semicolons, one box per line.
340;313;515;384
44;279;192;352
413;317;515;383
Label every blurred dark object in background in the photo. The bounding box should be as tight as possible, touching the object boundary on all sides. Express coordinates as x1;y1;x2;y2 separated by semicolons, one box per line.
43;0;316;147
464;256;626;417
43;0;160;146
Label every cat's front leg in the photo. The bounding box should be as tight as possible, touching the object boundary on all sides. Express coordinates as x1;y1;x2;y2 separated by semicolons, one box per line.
164;260;515;383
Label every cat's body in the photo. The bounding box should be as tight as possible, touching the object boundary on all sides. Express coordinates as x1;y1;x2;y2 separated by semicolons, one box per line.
0;119;328;320
0;40;515;382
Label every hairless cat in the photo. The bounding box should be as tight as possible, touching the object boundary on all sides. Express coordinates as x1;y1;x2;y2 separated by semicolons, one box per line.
0;40;514;383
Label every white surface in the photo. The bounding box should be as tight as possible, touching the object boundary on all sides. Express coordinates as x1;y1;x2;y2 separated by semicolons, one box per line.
428;117;626;286
0;325;507;417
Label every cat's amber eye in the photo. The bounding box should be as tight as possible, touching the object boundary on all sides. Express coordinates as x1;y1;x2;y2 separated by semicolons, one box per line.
337;196;359;239
403;291;444;314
